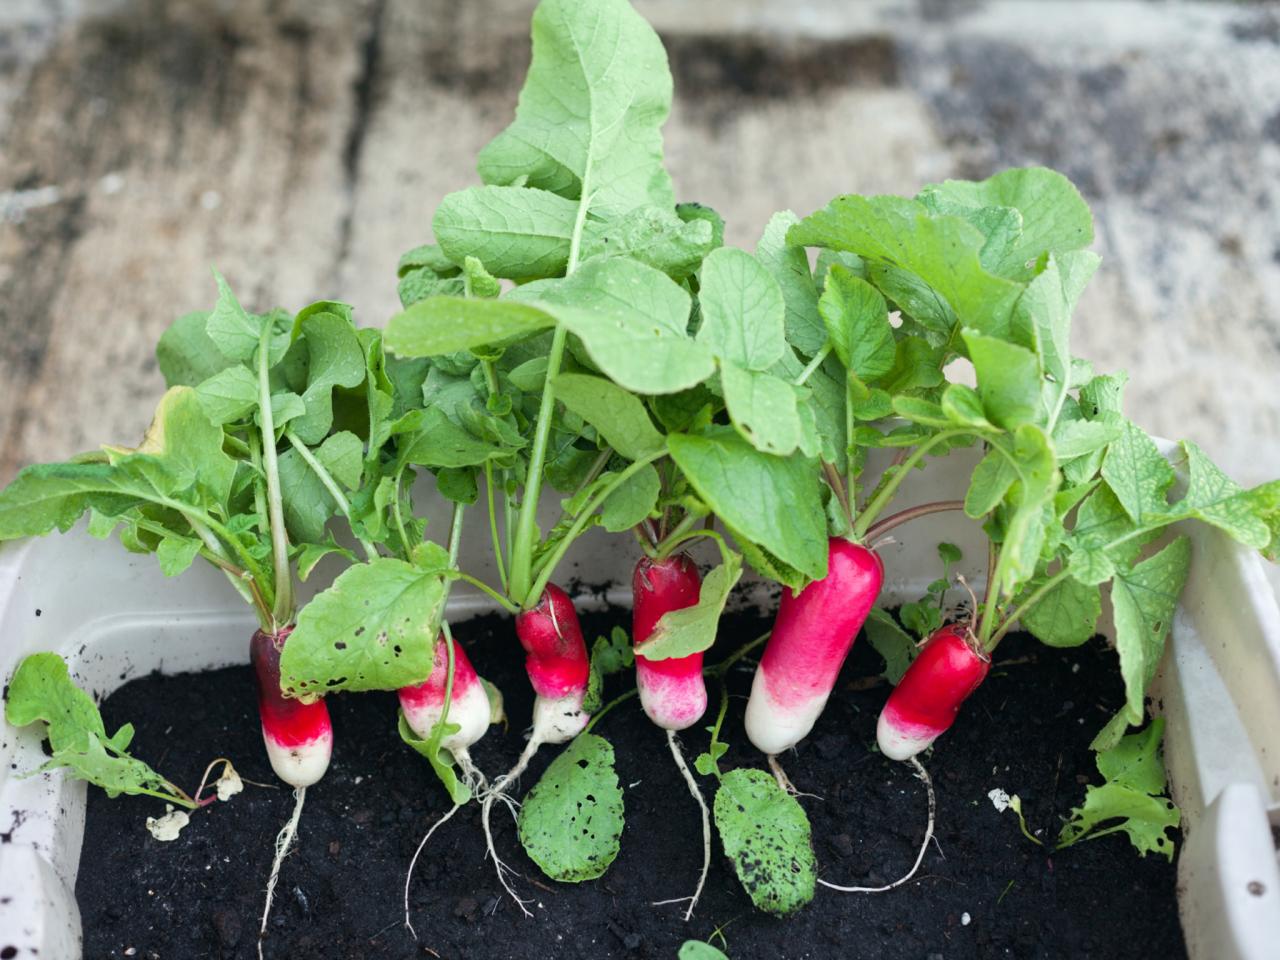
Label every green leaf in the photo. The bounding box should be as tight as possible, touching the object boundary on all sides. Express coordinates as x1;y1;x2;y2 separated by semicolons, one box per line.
818;265;895;381
156;311;235;387
397;711;471;806
879;337;945;395
1110;537;1191;725
1168;441;1279;549
756;210;826;357
155;533;202;577
280;559;447;696
918;167;1094;281
714;768;816;917
128;386;238;509
679;943;730;960
5;653;124;753
552;373;666;461
941;383;994;430
397;243;459;277
462;256;502;299
520;258;715;395
397;407;521;469
635;554;742;660
583;627;633;714
864;607;917;683
789;195;1024;338
517;733;625;882
720;363;803;456
436;467;479;505
697;248;787;371
5;654;181;804
678;202;726;250
1053;417;1121;461
600;463;660;533
1015;251;1099;392
295;538;357;582
284;311;368;445
433;185;579;281
476;0;674;219
580;206;714;279
194;365;259;424
205;270;262;362
668;428;827;582
276;448;337;545
1059;719;1178;860
398;268;466;308
1020;576;1100;647
1100;419;1175;527
316;432;363;490
963;330;1042;429
964;448;1017;518
386;296;555;358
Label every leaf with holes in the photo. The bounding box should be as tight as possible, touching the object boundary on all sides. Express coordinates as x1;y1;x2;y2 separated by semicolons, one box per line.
517;733;625;882
714;768;816;916
279;559;447;696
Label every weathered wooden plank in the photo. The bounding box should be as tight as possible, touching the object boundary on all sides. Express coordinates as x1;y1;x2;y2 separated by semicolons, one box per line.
2;0;1278;500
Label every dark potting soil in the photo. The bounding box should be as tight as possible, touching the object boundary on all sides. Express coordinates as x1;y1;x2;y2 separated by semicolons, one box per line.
75;607;1186;960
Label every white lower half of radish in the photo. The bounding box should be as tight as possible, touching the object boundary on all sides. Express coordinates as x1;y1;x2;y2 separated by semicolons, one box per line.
743;667;830;756
262;727;333;788
532;689;590;745
876;705;942;762
399;681;490;755
637;663;706;732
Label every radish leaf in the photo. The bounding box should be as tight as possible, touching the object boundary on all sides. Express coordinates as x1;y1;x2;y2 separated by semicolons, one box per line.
636;553;743;661
433;186;579;281
280;559;447;696
579;206;714;280
1020;576;1101;648
552;373;666;461
476;0;674;219
669;428;827;584
679;943;730;960
696;248;787;372
1059;718;1178;859
386;297;555;358
756;210;825;356
397;711;471;806
714;768;816;916
818;265;895;381
719;362;803;456
518;733;624;882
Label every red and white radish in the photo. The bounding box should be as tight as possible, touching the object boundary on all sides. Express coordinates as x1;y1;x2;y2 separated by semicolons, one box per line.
399;631;490;773
401;628;495;938
482;583;592;915
877;622;990;762
745;538;883;786
632;553;707;731
251;626;333;788
250;626;333;960
631;553;712;920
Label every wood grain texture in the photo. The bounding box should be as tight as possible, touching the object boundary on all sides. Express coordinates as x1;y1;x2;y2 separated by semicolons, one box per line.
2;0;1278;491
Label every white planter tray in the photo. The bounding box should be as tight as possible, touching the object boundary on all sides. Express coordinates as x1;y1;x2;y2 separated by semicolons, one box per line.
1;448;1277;959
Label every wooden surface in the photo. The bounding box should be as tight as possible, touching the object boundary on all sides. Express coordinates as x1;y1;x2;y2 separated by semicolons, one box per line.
2;0;1279;492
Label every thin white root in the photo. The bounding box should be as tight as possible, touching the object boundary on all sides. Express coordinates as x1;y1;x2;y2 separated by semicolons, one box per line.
818;756;935;894
653;730;711;922
403;802;463;939
479;739;541;918
258;786;306;960
768;754;823;800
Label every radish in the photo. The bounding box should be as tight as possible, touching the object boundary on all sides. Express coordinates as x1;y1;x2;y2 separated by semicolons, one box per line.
251;626;333;788
632;554;707;732
250;625;332;960
877;622;991;762
481;582;592;915
399;631;490;777
744;537;883;790
631;553;713;920
400;627;495;937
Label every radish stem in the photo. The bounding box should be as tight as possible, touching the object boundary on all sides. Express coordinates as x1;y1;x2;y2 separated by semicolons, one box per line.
256;322;293;628
818;757;934;894
484;463;508;593
258;786;306;960
863;500;965;542
653;729;711;922
852;431;966;539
